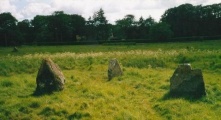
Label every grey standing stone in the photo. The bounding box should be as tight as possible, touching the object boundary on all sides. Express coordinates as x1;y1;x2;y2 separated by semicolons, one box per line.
35;58;65;95
108;58;123;80
170;64;206;98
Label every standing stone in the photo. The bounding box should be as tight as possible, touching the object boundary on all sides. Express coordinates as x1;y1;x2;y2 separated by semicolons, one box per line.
170;64;206;98
35;58;65;95
108;58;123;80
12;47;18;52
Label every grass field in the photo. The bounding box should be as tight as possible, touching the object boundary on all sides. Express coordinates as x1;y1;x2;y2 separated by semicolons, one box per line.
0;40;221;119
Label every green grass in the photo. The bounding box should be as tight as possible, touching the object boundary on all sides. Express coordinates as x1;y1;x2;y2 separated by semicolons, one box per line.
0;40;221;119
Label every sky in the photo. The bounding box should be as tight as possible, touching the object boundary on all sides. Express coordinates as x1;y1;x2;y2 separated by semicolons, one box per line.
0;0;220;24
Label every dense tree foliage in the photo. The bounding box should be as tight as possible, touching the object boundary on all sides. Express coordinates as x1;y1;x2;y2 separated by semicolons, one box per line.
0;12;22;46
31;11;86;44
93;8;110;40
115;15;156;40
149;22;173;41
161;3;221;37
17;19;33;44
0;3;221;46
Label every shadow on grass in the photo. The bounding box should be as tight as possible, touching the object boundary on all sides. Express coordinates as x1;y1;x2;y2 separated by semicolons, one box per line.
31;89;54;97
17;90;53;98
18;94;33;98
161;91;206;102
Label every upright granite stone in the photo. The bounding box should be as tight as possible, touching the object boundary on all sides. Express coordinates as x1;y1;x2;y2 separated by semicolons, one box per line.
170;64;206;98
35;58;65;95
108;58;123;80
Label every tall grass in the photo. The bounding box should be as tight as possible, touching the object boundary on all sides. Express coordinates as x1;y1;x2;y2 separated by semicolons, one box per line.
1;48;220;76
0;40;221;119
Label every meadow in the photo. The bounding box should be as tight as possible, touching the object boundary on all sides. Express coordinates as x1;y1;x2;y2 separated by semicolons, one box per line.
0;40;221;120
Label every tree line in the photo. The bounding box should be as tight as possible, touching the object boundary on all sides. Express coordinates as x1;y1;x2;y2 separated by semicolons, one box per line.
0;3;221;46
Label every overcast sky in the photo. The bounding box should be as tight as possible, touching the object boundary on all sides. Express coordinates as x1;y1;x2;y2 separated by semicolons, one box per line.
0;0;220;23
